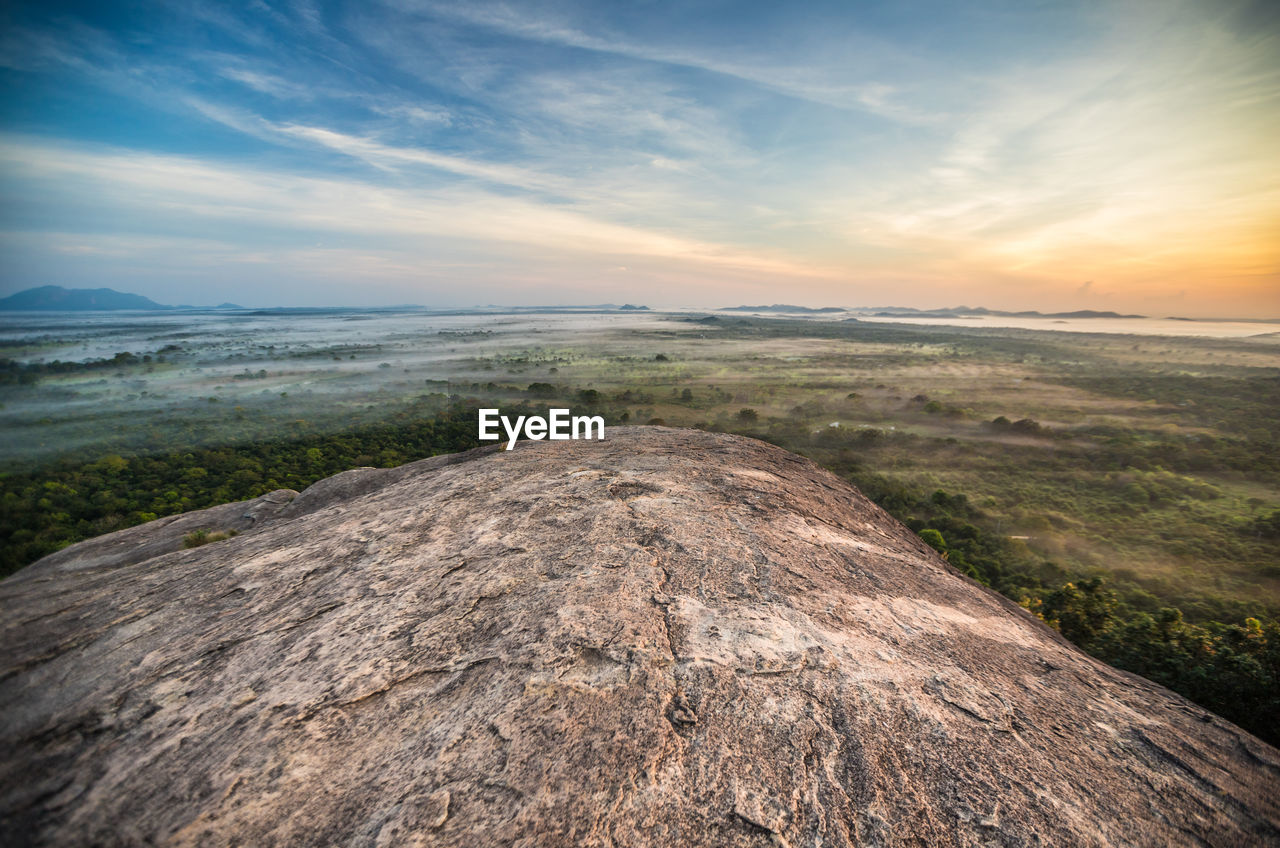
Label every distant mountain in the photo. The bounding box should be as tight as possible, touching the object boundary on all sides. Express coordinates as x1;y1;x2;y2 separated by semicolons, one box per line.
0;286;244;311
0;286;169;311
867;305;1145;319
1041;310;1145;319
720;304;845;313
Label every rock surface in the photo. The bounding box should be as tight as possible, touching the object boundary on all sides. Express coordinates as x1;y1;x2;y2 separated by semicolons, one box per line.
1;427;1277;847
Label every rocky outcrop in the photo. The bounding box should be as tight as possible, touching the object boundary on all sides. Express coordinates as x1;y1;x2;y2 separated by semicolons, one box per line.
24;489;299;576
1;428;1277;846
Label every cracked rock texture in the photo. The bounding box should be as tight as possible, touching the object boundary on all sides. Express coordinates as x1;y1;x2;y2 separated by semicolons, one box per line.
2;427;1278;847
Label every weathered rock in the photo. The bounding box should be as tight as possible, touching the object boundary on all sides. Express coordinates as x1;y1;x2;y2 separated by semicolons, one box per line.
22;488;299;576
1;427;1276;847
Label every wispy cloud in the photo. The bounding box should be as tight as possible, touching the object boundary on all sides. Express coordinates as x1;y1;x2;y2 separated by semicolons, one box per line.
218;67;316;101
0;0;1276;313
0;136;836;282
394;0;939;124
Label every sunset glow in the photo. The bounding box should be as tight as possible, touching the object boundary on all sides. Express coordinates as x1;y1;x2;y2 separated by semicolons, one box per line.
1;0;1277;315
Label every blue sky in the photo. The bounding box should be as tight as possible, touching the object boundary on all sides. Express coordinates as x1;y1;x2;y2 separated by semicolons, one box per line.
1;0;1277;313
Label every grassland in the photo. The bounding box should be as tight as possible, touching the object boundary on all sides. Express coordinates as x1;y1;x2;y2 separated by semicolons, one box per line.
3;313;1277;621
444;316;1280;620
3;311;1278;742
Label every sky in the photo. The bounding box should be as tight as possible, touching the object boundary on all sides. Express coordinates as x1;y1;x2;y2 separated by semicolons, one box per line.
0;0;1277;314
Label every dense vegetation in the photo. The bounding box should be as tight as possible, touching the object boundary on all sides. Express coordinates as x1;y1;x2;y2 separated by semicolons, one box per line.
0;396;485;573
839;459;1279;746
0;351;165;385
3;313;1277;744
2;395;1276;745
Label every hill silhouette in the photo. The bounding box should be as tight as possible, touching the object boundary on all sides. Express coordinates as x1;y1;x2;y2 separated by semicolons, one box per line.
0;286;243;311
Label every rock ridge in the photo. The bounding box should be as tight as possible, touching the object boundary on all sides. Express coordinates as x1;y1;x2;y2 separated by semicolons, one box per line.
1;427;1277;846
